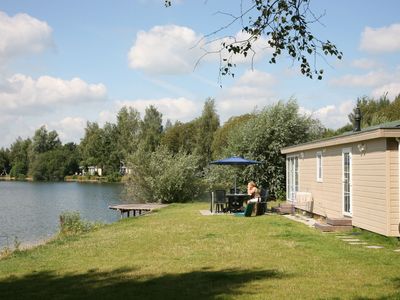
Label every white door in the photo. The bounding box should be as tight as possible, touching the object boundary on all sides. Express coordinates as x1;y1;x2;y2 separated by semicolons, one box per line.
342;148;352;216
287;156;298;201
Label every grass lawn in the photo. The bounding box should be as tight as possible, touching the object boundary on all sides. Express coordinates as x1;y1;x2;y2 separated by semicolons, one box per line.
0;202;400;299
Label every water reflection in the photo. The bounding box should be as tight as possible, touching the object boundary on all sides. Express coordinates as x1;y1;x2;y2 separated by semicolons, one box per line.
0;181;123;248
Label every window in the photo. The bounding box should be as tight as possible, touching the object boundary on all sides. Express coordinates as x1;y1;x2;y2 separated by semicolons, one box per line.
287;156;299;201
316;151;323;182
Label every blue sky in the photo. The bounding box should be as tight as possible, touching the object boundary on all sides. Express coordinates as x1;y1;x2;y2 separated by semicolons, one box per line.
0;0;400;148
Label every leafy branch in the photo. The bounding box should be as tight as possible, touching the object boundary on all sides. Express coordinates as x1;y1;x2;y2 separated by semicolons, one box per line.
166;0;342;80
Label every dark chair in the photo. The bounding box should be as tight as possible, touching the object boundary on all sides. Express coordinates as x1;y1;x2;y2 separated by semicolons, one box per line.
214;190;227;213
229;187;240;194
255;188;269;215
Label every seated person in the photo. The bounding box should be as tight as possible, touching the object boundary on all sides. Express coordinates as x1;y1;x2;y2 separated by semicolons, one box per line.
246;181;260;203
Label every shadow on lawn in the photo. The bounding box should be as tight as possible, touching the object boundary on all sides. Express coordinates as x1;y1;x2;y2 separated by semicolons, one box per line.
353;277;400;300
0;267;285;299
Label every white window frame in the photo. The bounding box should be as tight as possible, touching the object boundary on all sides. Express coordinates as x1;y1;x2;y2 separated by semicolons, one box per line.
342;147;352;217
286;155;299;202
316;151;323;182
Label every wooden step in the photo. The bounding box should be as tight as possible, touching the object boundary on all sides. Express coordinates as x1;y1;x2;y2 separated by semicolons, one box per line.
314;223;335;232
314;222;353;232
327;217;352;226
273;204;294;214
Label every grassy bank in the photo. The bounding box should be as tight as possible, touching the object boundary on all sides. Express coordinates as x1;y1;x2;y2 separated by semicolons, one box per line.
0;203;399;299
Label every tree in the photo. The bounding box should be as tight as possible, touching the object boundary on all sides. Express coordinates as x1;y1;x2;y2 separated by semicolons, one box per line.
346;94;400;131
0;148;11;175
62;143;80;176
161;120;198;154
348;95;391;128
211;114;253;159
166;0;342;80
195;98;220;166
116;106;141;160
377;94;400;122
140;105;163;153
9;137;31;179
212;99;324;197
30;126;61;154
79;121;104;168
100;122;120;175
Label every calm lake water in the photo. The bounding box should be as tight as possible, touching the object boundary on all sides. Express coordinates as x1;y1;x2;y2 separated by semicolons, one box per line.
0;181;124;249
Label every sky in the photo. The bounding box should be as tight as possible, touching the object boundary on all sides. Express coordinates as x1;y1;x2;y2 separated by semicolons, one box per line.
0;0;400;148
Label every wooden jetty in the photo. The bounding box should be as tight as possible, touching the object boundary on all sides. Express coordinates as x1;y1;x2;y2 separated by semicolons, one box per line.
109;203;168;218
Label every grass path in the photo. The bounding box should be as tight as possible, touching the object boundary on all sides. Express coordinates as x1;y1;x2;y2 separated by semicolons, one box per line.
0;202;399;299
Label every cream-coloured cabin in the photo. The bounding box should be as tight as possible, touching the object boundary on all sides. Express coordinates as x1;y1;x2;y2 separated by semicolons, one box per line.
281;121;400;237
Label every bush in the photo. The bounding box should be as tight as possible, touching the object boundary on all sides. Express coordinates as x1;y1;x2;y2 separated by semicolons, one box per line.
59;211;101;236
106;172;122;182
126;146;201;203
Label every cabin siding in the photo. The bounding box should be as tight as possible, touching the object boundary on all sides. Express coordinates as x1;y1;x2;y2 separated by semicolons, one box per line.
292;138;398;236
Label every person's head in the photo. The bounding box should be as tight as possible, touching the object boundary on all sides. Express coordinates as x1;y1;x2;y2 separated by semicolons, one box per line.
248;181;256;188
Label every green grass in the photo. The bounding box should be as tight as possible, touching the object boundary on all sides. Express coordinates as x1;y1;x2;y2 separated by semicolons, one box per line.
1;202;400;299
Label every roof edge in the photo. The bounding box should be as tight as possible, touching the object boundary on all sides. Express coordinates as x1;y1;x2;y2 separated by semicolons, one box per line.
281;128;400;154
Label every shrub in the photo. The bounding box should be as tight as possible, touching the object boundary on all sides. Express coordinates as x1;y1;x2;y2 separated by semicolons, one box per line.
126;146;201;203
106;172;122;182
59;211;101;236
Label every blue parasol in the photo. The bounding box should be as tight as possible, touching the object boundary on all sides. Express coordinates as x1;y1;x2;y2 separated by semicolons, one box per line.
210;156;261;191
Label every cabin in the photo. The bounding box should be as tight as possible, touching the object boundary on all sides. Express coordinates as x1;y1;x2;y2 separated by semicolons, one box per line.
281;119;400;237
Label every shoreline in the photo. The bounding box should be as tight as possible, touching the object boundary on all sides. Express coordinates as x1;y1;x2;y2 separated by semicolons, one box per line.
0;176;124;183
0;236;55;259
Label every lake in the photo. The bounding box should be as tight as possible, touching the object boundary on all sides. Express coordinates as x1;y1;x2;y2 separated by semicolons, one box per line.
0;181;124;249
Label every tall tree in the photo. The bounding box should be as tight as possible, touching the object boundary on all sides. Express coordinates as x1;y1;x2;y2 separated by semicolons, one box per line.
9;137;31;178
140;105;163;153
348;95;391;128
161;120;198;154
195;98;220;166
79;122;104;167
116;106;141;160
100;122;120;175
0;148;11;175
211;114;253;159
30;126;62;154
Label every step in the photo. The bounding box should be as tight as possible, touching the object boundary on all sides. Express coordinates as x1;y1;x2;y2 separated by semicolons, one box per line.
314;222;353;232
274;206;294;214
327;217;352;226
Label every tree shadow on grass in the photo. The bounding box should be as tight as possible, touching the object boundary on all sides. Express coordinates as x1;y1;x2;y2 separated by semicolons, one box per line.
0;267;286;299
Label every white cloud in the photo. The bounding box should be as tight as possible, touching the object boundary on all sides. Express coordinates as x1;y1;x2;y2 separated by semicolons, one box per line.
128;24;273;75
51;117;87;144
217;69;277;121
330;71;390;87
0;11;53;63
301;100;354;129
351;58;381;70
0;74;107;114
371;82;400;99
360;23;400;53
128;25;203;75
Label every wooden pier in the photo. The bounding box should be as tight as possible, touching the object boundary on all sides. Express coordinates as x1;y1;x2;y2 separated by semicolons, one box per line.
109;203;168;218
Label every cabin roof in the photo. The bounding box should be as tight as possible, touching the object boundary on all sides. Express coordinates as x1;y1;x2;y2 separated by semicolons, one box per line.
281;120;400;154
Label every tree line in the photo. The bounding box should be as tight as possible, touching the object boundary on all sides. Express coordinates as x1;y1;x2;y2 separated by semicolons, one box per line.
1;94;400;202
